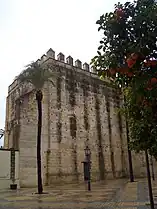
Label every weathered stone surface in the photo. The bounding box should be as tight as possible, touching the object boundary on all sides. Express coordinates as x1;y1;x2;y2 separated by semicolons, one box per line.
4;50;150;187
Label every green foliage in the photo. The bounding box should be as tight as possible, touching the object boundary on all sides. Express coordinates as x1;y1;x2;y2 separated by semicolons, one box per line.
91;0;157;85
92;0;157;158
123;86;157;159
18;62;55;90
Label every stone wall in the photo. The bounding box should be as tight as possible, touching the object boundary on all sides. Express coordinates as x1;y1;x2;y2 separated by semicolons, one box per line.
4;48;155;187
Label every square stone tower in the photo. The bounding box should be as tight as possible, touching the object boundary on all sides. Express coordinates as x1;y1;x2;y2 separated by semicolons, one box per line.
4;49;148;187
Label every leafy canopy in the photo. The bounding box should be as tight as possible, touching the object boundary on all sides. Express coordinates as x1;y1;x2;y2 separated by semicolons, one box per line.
18;62;55;90
91;0;157;158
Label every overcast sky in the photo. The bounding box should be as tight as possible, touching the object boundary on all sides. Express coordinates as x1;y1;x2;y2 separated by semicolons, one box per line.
0;0;127;146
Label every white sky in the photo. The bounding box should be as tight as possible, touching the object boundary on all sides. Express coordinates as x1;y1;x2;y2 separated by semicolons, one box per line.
0;0;127;146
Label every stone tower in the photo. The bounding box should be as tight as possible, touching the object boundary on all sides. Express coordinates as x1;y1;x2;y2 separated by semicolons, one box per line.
4;48;150;187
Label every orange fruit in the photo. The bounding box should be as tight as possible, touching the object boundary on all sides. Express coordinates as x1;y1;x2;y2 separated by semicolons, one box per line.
116;9;124;17
127;58;136;68
150;60;157;66
127;72;133;77
150;77;157;85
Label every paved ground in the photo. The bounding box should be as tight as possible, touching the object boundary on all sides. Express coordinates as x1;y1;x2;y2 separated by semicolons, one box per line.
0;179;157;209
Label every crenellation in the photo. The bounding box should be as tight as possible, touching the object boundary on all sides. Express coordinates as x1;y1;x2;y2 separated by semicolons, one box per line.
91;66;97;74
66;56;73;65
57;52;65;62
83;62;89;71
8;48;103;95
36;59;41;64
75;59;82;69
40;54;47;63
46;48;55;59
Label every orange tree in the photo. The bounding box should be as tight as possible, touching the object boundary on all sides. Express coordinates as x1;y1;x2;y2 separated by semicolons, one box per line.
91;0;157;159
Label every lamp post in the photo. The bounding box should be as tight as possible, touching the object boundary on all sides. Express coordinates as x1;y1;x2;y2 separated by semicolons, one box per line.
84;145;91;191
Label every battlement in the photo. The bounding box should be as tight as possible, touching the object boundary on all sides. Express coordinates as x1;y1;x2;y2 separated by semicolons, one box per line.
9;48;116;95
8;48;100;93
39;48;95;73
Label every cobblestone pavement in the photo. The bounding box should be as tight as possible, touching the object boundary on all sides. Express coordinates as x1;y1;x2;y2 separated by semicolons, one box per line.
0;179;157;209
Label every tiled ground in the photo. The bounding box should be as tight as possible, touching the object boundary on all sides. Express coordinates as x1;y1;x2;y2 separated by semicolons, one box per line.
0;179;157;209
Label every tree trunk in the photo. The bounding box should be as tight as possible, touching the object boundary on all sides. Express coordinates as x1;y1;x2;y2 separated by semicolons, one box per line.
150;155;155;181
126;117;134;182
145;150;154;209
36;90;43;194
124;95;134;182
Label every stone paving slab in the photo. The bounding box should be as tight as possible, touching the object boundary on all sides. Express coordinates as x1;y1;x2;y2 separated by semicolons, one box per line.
0;179;157;209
